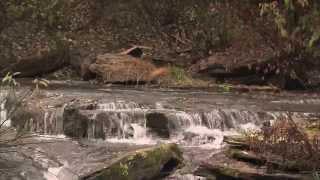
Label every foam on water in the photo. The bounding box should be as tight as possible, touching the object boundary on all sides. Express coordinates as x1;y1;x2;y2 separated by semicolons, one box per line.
183;126;238;149
36;134;67;140
166;174;206;180
239;122;261;132
106;123;156;145
93;101;274;148
31;100;282;149
43;162;77;180
97;101;148;112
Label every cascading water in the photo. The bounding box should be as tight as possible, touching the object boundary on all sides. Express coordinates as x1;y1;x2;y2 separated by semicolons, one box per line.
84;100;274;148
0;90;10;127
33;98;313;150
3;86;319;180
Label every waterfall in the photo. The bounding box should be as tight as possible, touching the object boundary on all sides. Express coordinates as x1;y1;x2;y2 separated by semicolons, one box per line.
33;99;316;149
88;101;276;148
0;91;10;127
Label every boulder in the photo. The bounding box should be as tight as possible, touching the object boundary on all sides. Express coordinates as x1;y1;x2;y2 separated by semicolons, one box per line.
89;53;157;84
146;112;171;138
63;106;90;138
63;105;139;139
83;143;184;180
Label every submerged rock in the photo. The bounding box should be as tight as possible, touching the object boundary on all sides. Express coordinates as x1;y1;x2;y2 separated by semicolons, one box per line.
83;143;184;180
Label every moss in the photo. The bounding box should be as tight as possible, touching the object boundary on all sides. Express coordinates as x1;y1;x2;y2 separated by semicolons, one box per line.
84;144;183;180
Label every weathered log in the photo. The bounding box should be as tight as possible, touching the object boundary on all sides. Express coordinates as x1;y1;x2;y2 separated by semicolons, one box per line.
195;151;311;180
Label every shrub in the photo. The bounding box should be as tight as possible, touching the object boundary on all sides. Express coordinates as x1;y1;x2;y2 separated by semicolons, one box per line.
247;114;320;172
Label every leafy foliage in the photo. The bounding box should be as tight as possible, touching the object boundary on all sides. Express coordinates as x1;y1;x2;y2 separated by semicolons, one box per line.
259;0;320;55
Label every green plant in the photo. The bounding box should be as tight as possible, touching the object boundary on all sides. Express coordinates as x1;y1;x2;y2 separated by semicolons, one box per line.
2;72;20;88
260;0;319;51
119;162;129;177
169;66;193;85
218;84;233;92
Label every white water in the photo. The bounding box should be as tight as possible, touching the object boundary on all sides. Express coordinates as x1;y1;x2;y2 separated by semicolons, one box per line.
97;101;265;149
97;101;148;112
36;134;67;140
106;123;156;145
167;174;207;180
43;162;78;180
0;91;10;127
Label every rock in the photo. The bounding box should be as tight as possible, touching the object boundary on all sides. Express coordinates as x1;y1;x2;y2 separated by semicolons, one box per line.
0;135;162;180
83;143;184;180
63;106;89;138
89;53;157;84
63;105;139;139
146;112;171;138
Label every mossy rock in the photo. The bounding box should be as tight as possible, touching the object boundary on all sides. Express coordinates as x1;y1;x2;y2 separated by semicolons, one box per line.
83;143;184;180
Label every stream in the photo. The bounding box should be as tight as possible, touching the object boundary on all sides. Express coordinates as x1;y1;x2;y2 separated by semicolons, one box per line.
1;82;320;180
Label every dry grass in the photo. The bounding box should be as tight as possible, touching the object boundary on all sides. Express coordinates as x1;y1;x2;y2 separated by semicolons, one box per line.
246;115;320;172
